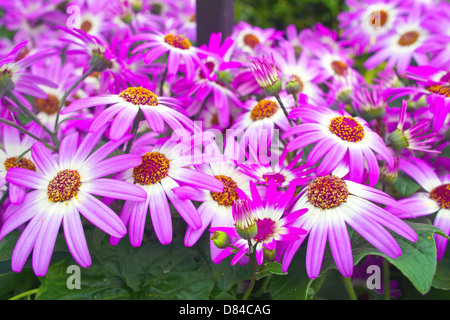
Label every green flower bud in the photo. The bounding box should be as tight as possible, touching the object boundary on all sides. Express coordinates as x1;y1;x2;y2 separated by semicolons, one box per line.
211;231;231;249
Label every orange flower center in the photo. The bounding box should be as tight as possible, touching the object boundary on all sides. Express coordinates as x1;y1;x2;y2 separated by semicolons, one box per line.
243;34;260;49
307;175;349;210
250;99;279;121
119;87;159;106
47;169;81;203
398;31;419;46
36;94;60;115
329;116;365;142
164;34;191;50
4;156;36;172
430;184;450;209
133;152;170;185
210;175;239;207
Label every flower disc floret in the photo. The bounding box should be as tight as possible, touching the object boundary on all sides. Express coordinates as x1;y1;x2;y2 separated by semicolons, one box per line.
250;100;279;121
397;31;419;46
430;184;450;209
307;175;349;210
331;60;348;76
243;34;260;49
4;157;36;172
368;10;388;28
119;87;159;106
163;34;191;50
211;175;239;207
254;218;276;242
36;94;60;115
329;116;365;142
133;152;170;185
47;169;81;203
427;85;450;98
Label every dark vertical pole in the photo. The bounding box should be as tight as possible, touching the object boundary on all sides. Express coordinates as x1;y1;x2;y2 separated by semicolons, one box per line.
196;0;235;46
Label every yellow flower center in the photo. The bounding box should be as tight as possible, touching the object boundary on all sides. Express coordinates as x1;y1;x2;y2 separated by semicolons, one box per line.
329;116;365;142
47;169;81;203
164;34;191;50
133;152;170;185
250;99;279;121
307;175;349;210
210;175;239;207
4;156;36;172
119;87;159;106
427;85;450;98
430;184;450;209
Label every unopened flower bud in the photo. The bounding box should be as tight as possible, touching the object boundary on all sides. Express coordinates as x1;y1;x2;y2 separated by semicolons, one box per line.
263;247;276;262
233;198;257;240
250;55;282;97
285;76;301;95
211;231;231;249
388;128;408;150
89;50;113;73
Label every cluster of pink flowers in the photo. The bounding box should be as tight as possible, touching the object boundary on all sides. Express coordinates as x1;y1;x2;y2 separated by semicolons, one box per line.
0;0;449;284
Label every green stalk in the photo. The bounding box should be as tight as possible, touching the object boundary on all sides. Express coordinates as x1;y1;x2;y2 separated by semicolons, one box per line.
242;240;257;300
9;288;38;300
342;276;357;300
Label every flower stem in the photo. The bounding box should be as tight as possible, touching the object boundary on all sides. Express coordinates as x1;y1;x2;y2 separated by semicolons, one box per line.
275;94;293;127
0;117;55;150
6;92;56;141
383;258;390;300
242;240;257;300
53;68;94;148
9;288;38;300
159;66;168;96
342;276;357;300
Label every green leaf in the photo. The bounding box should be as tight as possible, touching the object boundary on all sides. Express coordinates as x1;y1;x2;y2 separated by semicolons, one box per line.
255;261;286;280
351;221;445;295
432;249;450;290
36;231;217;300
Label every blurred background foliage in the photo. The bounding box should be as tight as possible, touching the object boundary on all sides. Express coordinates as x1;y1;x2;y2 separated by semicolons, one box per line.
234;0;347;31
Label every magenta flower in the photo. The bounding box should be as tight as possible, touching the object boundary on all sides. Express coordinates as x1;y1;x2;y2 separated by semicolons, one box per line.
363;5;431;75
388;99;439;153
282;169;417;278
210;179;308;268
385;65;450;131
172;32;244;128
0;125;38;204
385;156;450;260
0;41;58;109
0;130;147;276
284;104;394;186
128;28;211;80
61;86;196;141
109;135;224;247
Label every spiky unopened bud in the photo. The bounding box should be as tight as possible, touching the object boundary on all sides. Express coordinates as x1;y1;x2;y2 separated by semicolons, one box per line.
233;198;257;240
250;55;282;97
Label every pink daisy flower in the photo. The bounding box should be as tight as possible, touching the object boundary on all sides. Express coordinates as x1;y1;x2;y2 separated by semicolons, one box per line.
283;104;394;186
61;86;196;141
211;179;308;268
172;136;254;262
109;135;224;247
385;65;450;131
385;156;450;260
282;168;417;278
0;125;38;204
0;41;58;110
363;5;431;75
0;130;147;276
231;91;295;151
270;41;326;105
128;28;211;80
